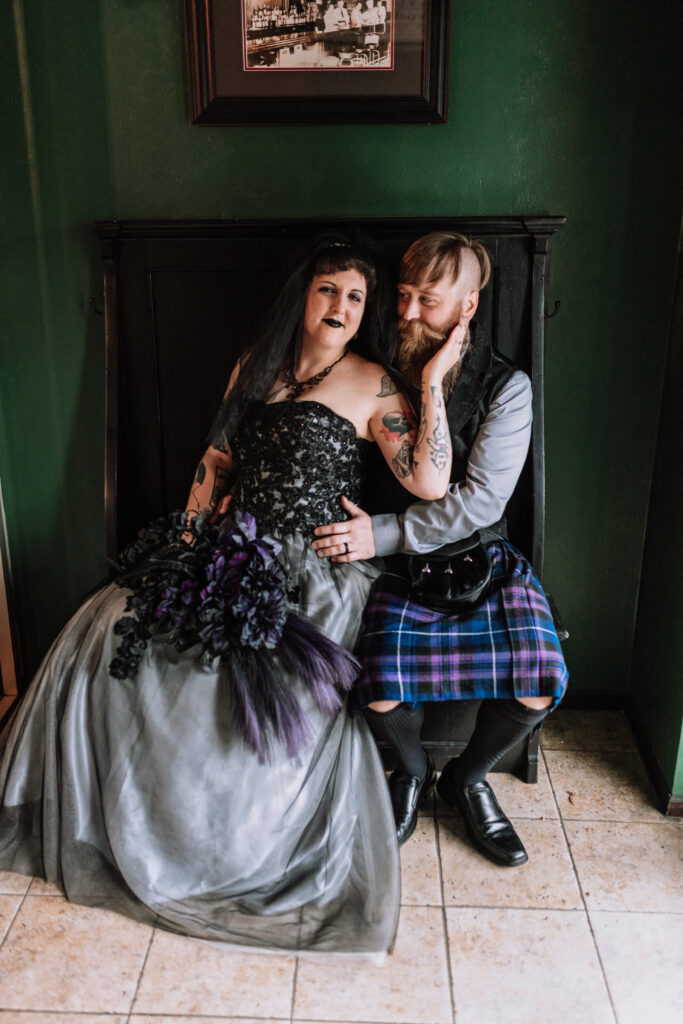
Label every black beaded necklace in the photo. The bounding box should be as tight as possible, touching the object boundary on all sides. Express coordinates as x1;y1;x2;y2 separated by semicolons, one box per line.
282;348;349;399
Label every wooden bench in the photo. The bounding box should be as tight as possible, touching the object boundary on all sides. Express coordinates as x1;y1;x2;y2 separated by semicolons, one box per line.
95;216;566;782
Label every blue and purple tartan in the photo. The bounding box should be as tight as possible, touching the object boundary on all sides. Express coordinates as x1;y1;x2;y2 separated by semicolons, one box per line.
351;541;568;708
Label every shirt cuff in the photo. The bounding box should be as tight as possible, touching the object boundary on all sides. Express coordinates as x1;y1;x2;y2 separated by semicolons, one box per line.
370;514;403;557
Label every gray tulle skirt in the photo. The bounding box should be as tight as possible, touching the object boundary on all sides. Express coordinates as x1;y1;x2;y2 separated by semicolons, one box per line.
0;534;400;954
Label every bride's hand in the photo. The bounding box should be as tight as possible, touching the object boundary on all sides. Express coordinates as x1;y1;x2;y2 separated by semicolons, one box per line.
421;317;468;385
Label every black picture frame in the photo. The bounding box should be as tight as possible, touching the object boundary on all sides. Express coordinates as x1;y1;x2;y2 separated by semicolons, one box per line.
185;1;451;125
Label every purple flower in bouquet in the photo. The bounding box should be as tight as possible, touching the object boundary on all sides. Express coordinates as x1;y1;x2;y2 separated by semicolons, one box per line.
155;586;179;618
197;511;287;655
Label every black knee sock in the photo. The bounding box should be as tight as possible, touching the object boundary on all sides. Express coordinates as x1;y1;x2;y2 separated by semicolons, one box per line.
447;699;550;787
364;703;427;778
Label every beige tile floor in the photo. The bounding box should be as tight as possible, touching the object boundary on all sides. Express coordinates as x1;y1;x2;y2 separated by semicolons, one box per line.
0;710;681;1024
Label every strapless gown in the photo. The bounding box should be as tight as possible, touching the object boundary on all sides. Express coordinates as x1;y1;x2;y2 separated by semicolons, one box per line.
0;401;400;954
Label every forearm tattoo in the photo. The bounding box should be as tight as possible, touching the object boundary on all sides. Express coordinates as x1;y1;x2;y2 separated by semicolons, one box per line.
377;373;401;398
190;460;208;509
392;439;415;479
207;466;232;514
427;412;449;471
415;387;442;452
190;461;232;516
430;385;444;409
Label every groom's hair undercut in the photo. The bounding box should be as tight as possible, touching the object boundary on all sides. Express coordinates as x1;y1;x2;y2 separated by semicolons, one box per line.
400;232;491;292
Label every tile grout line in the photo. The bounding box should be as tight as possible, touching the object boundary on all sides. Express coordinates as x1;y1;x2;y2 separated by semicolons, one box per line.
289;954;300;1024
121;1018;423;1024
0;880;31;953
125;924;156;1023
542;750;639;755
433;789;458;1024
437;810;680;826
406;901;683;915
0;1014;132;1019
541;745;621;1024
128;1016;290;1022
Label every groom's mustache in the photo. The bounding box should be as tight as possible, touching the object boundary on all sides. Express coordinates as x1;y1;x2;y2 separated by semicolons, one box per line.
397;317;449;349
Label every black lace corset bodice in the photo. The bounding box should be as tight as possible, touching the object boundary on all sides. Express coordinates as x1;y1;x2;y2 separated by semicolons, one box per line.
231;401;370;537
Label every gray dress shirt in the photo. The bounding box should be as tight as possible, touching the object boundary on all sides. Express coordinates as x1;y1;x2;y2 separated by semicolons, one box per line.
371;371;532;556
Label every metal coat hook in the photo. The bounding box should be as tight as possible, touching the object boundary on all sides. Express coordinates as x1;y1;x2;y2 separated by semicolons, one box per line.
544;300;561;319
89;297;104;316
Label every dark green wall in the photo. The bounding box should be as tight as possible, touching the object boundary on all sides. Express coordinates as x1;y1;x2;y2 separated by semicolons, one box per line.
630;238;683;797
0;1;114;674
2;1;682;786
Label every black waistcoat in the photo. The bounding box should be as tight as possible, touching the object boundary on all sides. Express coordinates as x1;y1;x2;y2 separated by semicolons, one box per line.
362;325;517;525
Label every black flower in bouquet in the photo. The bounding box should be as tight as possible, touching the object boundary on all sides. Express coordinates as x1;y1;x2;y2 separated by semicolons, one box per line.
110;510;287;678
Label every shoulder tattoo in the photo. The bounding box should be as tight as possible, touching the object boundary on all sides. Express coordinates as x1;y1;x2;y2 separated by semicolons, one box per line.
377;373;401;398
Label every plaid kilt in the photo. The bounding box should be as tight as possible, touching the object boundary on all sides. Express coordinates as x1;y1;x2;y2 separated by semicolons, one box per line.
351;541;568;708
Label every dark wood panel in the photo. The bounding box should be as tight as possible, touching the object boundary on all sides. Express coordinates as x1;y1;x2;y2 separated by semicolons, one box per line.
97;217;563;556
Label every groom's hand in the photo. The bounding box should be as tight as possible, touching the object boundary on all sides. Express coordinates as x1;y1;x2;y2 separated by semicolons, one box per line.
312;496;376;562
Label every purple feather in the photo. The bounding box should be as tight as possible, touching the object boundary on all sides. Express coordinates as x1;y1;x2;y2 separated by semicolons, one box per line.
227;650;268;763
278;613;360;715
269;684;311;761
226;646;312;763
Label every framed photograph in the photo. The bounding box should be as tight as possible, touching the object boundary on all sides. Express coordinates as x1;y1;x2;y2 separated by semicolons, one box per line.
185;1;451;125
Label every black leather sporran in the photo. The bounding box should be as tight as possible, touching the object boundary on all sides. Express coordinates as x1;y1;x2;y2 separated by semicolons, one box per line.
406;532;492;613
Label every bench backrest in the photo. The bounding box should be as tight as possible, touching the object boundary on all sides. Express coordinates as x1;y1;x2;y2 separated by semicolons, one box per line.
95;217;564;577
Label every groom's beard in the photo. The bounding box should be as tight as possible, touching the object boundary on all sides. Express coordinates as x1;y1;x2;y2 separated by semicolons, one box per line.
396;318;470;399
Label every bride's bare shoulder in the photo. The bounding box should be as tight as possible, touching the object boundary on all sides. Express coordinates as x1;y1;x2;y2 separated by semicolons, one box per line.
346;354;401;397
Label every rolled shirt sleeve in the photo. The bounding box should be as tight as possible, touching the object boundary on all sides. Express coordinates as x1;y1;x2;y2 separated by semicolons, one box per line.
371;371;533;556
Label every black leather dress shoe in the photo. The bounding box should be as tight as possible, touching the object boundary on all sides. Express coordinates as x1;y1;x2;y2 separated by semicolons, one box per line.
437;772;528;867
389;752;436;846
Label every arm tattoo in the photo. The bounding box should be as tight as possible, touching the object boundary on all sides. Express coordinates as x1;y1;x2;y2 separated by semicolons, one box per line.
189;460;208;509
207;466;232;514
380;409;416;442
190;463;232;516
415;387;442;452
391;439;414;479
430;385;444;408
377;373;401;398
427;412;450;471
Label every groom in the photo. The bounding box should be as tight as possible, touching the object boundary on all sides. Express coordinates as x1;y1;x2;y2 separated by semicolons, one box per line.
312;231;567;867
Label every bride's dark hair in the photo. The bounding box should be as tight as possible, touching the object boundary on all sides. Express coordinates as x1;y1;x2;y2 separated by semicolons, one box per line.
210;231;398;446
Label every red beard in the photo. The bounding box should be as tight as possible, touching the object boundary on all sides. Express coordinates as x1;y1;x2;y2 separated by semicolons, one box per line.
396;318;469;397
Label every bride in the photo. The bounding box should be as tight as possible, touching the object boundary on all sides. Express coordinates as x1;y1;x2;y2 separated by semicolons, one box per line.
0;235;465;954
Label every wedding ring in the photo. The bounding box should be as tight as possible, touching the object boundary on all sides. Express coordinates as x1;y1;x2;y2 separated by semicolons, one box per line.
344;542;350;555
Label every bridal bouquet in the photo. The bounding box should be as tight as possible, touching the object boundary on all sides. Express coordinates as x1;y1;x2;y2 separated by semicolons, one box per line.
109;510;358;760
